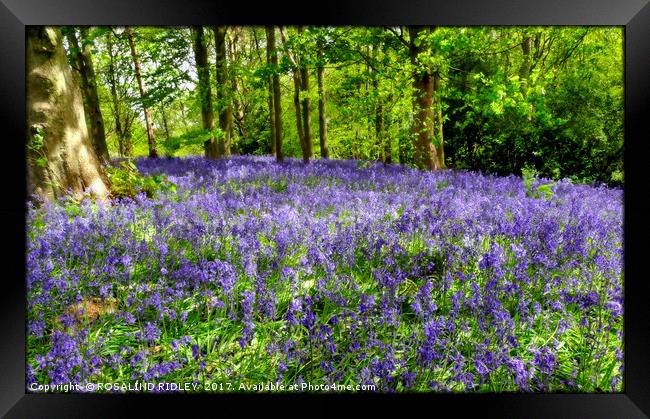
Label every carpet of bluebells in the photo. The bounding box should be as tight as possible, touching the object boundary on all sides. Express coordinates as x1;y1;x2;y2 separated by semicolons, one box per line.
27;156;624;392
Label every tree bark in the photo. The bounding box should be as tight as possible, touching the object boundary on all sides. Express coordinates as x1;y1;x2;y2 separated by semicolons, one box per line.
408;26;441;171
383;98;393;165
191;26;217;159
297;27;313;162
65;28;110;164
214;26;233;158
317;63;328;159
126;27;158;158
27;27;110;202
106;31;126;158
266;26;283;162
292;71;306;160
160;107;170;140
265;29;276;155
280;27;311;162
371;68;384;163
519;33;532;95
300;66;313;161
433;73;445;168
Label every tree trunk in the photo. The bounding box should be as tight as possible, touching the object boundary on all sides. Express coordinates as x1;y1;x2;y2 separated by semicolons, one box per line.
372;71;384;163
300;66;313;161
160;107;170;140
408;26;440;171
383;99;393;164
266;35;276;155
214;26;233;157
266;26;283;162
106;31;125;158
292;71;306;160
65;28;110;164
297;27;312;162
126;27;158;158
27;27;110;201
433;73;445;169
519;33;532;95
317;63;328;159
228;31;246;143
191;26;217;159
280;27;310;162
79;28;110;163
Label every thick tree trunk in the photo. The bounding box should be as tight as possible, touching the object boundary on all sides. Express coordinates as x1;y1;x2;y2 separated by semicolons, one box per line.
214;26;233;158
191;26;217;159
27;27;110;201
65;28;110;164
266;26;283;162
126;27;158;158
317;64;328;159
408;26;440;171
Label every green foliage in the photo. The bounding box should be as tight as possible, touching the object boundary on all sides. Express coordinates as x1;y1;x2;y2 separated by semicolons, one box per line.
82;25;622;185
106;160;176;199
28;126;45;152
522;165;556;200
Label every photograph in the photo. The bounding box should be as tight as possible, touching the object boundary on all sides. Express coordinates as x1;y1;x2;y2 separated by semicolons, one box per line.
25;24;626;394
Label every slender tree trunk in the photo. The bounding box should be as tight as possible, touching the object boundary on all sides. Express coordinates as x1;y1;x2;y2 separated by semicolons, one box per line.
228;31;246;143
297;26;313;162
292;71;306;160
126;27;158;158
214;26;232;157
317;63;328;159
433;73;445;168
106;31;125;158
280;27;310;162
371;70;384;163
266;35;276;155
300;66;313;161
266;26;283;162
408;26;440;171
160;107;170;140
383;98;393;164
519;33;532;95
191;26;217;158
65;28;110;163
376;98;384;163
27;27;110;202
79;28;110;163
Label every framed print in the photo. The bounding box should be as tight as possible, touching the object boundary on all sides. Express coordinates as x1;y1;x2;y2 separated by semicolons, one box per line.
1;0;649;416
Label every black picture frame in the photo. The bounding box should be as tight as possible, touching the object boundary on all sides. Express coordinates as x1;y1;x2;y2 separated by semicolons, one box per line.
1;0;648;417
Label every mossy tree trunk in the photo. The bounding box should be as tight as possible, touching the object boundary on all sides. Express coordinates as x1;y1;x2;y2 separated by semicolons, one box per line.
191;26;218;159
408;26;442;171
27;26;110;202
64;27;110;164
